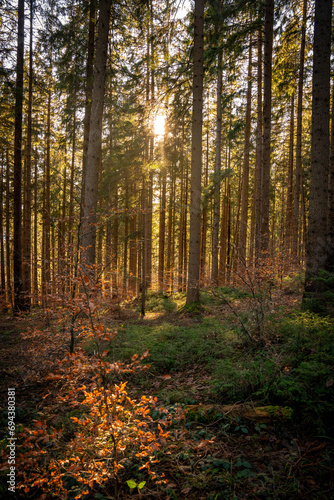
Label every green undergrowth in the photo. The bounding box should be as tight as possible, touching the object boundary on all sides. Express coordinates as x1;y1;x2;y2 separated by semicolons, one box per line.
101;303;334;436
213;311;334;430
108;317;238;373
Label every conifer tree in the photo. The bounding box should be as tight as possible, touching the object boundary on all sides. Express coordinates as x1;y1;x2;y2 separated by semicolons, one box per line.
187;0;205;305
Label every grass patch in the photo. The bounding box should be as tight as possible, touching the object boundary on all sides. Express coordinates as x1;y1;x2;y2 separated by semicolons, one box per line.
108;317;238;373
105;306;334;435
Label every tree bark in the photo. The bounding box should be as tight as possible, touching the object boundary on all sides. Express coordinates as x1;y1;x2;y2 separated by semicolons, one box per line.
304;0;333;304
82;0;112;267
22;0;34;309
254;27;263;264
259;0;274;255
238;39;252;267
292;0;307;261
81;0;96;213
186;0;204;305
13;0;25;311
211;54;222;284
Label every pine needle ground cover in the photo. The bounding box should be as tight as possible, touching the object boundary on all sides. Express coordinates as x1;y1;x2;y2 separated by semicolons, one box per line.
0;281;333;499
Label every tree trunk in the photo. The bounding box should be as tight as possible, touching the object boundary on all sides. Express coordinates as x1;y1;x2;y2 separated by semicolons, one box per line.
44;92;51;293
238;39;252;267
286;94;295;260
212;54;222;284
158;166;166;291
259;0;274;256
292;0;307;262
81;0;96;213
304;0;332;306
254;27;263;263
186;0;204;305
200;128;209;283
33;152;38;303
13;0;25;311
0;164;5;301
82;0;112;267
6;150;12;307
22;0;34;309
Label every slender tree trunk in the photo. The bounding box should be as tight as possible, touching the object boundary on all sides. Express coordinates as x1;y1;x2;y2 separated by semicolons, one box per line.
304;0;333;302
292;0;307;261
129;188;137;294
68;109;76;261
123;183;129;297
141;176;146;316
238;39;252;267
82;0;112;267
259;0;274;255
44;92;51;293
13;0;25;311
81;0;96;212
254;28;263;263
212;55;222;284
0;165;5;301
286;94;295;260
186;0;204;305
158;166;166;291
200;128;209;283
6;150;12;307
22;0;34;309
112;188;119;298
329;77;334;255
33;152;38;303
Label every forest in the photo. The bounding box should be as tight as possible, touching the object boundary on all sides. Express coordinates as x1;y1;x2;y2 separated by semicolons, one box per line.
0;0;334;498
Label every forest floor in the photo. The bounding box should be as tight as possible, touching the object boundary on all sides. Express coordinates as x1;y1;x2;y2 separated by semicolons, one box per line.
0;279;334;499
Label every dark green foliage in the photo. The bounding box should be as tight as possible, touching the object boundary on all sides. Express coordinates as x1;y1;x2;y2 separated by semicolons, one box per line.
108;306;334;436
214;311;334;435
303;268;334;316
138;290;177;314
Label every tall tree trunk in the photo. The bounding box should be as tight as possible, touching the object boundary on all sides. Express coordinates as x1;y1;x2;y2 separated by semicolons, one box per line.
82;0;112;267
158;166;166;291
6;150;12;307
304;0;332;305
186;0;204;305
22;0;34;309
329;77;334;256
254;27;263;263
111;188;118;298
33;152;38;303
259;0;274;256
286;94;295;260
44;92;51;293
211;54;222;284
238;39;252;267
292;0;307;261
0;165;5;302
13;0;25;311
200;128;209;282
81;0;96;213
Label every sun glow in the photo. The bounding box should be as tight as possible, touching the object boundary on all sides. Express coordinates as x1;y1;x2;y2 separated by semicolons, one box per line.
154;113;166;137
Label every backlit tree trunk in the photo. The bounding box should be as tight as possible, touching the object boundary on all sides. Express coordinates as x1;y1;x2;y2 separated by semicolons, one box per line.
186;0;204;305
13;0;25;311
238;39;252;267
292;0;307;262
82;0;112;267
211;54;222;284
259;0;274;255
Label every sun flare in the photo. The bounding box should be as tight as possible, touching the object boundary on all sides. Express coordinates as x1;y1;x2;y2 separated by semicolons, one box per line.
154;113;166;137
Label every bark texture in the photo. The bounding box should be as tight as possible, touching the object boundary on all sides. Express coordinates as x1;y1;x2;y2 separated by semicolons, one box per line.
186;0;204;305
304;0;333;301
82;0;112;266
